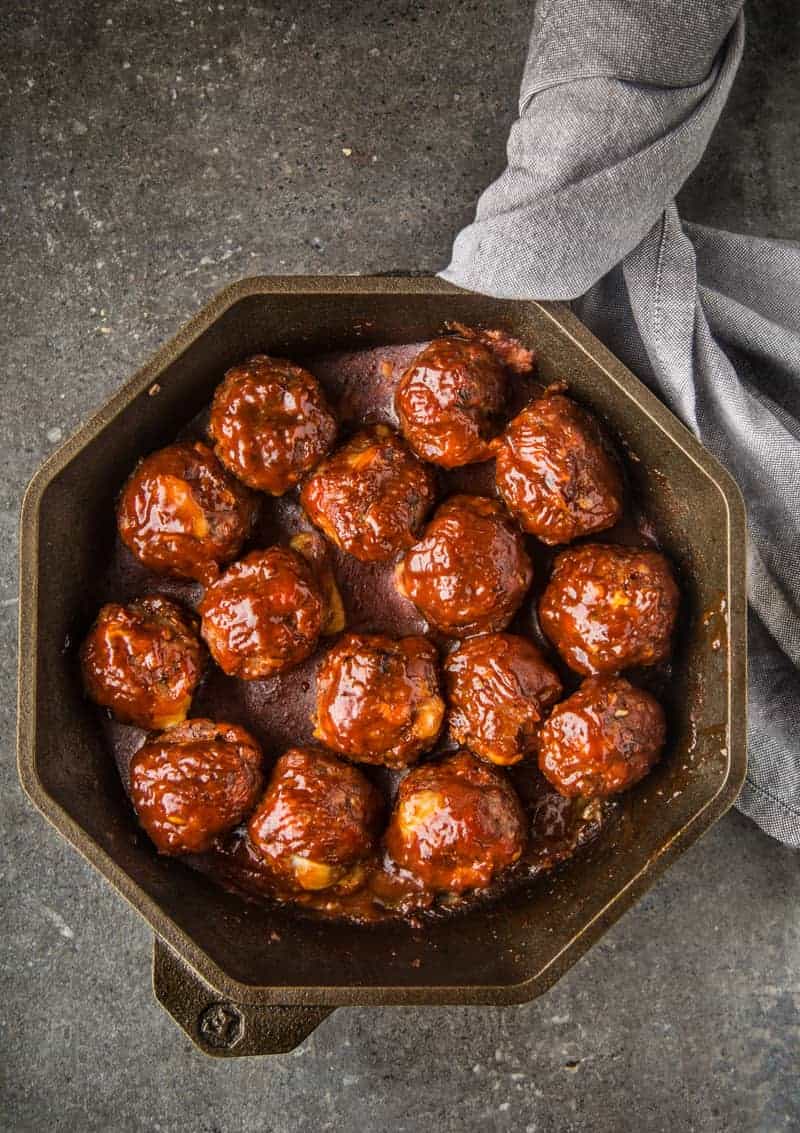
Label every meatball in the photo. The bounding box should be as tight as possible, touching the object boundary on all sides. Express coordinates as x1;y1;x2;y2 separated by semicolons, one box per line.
81;595;204;730
314;633;444;768
248;747;383;892
300;425;436;563
200;547;325;679
394;336;506;467
444;632;563;766
117;441;255;584
538;675;666;797
385;750;526;894
539;543;679;674
395;495;533;636
493;393;623;544
130;718;263;854
209;354;337;495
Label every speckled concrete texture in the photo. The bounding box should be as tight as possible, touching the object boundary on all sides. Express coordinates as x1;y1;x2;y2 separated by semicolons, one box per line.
1;2;798;1130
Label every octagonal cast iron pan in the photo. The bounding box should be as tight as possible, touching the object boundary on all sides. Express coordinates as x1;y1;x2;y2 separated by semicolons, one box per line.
17;276;747;1057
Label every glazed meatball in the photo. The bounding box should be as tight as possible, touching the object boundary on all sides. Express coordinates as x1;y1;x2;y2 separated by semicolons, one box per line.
394;336;506;467
444;632;563;766
209;354;337;495
200;547;326;679
385;750;526;894
395;495;533;636
314;633;444;768
493;393;623;544
130;719;263;854
538;675;666;797
539;543;679;674
117;441;255;584
248;747;383;892
81;595;204;730
300;425;436;563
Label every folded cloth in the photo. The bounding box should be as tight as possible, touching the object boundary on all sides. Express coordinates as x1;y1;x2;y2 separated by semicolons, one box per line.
440;0;800;846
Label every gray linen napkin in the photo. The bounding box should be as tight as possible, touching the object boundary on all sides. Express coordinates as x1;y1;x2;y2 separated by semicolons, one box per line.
440;0;800;846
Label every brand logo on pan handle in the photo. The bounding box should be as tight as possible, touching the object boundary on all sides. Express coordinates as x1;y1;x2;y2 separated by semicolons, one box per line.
198;1001;244;1049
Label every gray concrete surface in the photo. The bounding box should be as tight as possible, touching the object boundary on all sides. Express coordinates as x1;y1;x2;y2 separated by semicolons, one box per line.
1;2;798;1130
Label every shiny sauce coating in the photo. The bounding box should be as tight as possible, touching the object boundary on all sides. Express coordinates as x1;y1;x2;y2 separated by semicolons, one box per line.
539;675;666;797
81;595;204;730
385;750;527;894
396;494;533;637
444;632;563;766
539;542;679;675
199;547;324;679
314;632;444;767
117;440;256;585
394;336;508;467
493;392;624;544
209;355;337;495
129;718;263;854
248;746;383;892
301;424;435;562
97;340;667;924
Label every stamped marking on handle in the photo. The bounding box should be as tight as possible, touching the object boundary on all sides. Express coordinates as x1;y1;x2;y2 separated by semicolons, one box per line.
198;1001;245;1050
153;938;333;1056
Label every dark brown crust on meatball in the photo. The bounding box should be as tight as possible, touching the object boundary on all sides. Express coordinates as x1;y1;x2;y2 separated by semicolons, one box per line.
130;718;263;854
444;632;563;766
247;747;383;892
470;328;536;375
199;547;324;679
446;324;537;376
209;355;337;495
300;425;436;563
385;749;526;894
396;495;533;636
394;337;507;467
493;393;624;545
539;543;680;675
81;595;204;730
117;441;255;585
314;633;444;768
538;676;665;797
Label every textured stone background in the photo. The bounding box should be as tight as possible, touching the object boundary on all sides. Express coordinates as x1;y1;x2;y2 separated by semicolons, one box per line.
2;2;798;1130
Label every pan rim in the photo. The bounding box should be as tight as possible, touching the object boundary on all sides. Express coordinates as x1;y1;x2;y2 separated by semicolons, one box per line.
17;274;748;1006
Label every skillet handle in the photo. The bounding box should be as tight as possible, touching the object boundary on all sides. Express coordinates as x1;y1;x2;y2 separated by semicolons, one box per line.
152;937;334;1057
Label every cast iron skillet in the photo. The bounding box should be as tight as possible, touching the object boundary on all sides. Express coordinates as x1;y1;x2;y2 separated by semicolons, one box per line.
17;276;747;1056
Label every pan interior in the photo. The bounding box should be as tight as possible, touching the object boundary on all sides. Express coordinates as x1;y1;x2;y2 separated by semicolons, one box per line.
29;285;737;993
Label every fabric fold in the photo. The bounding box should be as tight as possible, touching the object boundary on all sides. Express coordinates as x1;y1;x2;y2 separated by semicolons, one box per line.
440;0;800;846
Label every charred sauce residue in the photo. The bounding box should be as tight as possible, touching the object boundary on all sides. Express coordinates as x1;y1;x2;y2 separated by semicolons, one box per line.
93;338;678;925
